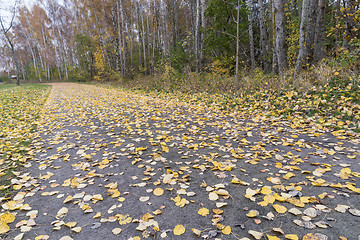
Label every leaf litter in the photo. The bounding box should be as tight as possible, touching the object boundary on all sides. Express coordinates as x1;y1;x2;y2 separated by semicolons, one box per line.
1;83;359;239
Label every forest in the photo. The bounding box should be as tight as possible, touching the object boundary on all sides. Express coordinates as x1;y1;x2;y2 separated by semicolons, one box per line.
0;0;359;92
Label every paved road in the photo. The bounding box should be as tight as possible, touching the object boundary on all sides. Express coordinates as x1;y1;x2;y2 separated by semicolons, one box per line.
3;83;360;240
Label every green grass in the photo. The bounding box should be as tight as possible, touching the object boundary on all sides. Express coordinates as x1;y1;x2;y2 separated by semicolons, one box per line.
0;84;16;90
0;84;51;198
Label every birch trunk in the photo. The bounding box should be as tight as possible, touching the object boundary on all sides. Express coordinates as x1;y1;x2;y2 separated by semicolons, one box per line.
247;0;255;69
274;0;287;75
271;0;277;74
195;0;200;72
117;0;124;78
235;0;240;88
259;0;270;71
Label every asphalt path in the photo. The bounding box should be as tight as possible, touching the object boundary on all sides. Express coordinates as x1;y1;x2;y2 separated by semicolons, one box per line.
3;83;360;240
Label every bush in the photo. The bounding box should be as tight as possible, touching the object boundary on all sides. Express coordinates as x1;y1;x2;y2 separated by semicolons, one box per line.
0;74;11;83
68;66;90;82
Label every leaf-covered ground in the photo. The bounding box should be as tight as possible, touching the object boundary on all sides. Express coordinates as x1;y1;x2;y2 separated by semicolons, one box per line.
0;84;51;197
1;83;359;240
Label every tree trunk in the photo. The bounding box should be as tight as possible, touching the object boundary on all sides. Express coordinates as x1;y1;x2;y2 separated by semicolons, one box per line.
295;0;310;76
141;8;147;74
235;0;240;89
247;0;255;69
271;0;277;74
117;0;124;78
195;0;200;72
259;0;270;71
314;0;327;62
274;0;287;75
305;0;319;63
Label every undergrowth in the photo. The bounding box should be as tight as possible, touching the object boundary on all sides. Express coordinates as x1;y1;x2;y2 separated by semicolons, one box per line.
100;59;360;134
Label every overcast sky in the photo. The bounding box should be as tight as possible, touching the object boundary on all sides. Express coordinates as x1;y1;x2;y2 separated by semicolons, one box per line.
0;0;36;25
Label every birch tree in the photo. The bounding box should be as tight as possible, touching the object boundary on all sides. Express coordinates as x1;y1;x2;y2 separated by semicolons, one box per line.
246;0;255;69
258;0;269;71
0;1;20;85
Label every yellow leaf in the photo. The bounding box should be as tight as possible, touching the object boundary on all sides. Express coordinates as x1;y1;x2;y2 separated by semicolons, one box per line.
173;225;185;235
92;194;103;201
111;190;121;198
285;234;299;240
260;186;272;195
0;221;10;234
117;214;132;225
192;228;202;236
13;184;22;190
0;212;15;223
153;188;164;196
142;212;154;221
273;204;287;213
93;212;101;219
222;226;231;235
267;235;280;240
135;147;147;152
311;179;326;186
283;172;295;180
64;222;77;228
303;233;319;240
162;146;169;152
246;210;259;218
212;209;223;215
198;207;209;217
72;227;82;233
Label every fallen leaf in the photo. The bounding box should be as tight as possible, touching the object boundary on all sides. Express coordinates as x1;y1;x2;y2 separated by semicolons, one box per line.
285;234;299;240
248;230;263;240
273;204;287;214
209;192;219;201
173;225;185;235
267;235;281;240
246;210;259;218
198;207;210;216
192;228;201;236
71;227;82;233
222;226;231;235
153;188;164;196
112;228;122;235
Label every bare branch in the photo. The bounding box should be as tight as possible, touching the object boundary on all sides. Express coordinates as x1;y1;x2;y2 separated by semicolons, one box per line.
5;2;17;33
212;28;236;38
